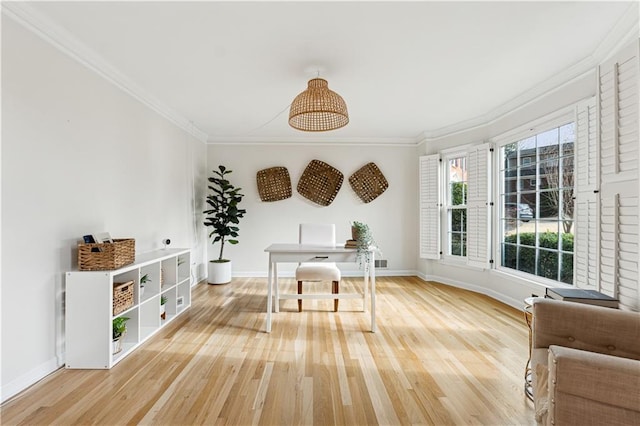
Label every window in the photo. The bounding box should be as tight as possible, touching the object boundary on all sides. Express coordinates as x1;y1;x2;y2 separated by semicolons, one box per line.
499;123;575;284
445;155;467;257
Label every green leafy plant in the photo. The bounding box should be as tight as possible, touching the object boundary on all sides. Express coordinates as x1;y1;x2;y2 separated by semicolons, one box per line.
112;317;129;340
203;165;247;262
160;295;167;305
140;274;151;287
351;221;378;269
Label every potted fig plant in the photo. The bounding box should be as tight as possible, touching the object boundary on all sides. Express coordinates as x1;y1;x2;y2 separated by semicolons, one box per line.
203;165;246;284
112;317;129;354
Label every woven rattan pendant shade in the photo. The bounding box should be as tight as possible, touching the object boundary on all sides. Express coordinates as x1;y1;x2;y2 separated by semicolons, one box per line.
289;78;349;132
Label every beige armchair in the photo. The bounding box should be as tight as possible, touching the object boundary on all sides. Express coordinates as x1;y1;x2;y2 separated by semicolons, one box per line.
531;298;640;425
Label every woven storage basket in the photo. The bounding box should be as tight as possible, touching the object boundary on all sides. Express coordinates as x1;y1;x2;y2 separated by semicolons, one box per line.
256;166;292;202
297;159;344;206
349;162;389;203
113;280;134;315
78;238;135;271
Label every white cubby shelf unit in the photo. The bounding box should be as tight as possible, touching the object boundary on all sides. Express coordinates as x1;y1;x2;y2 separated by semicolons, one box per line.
65;248;192;369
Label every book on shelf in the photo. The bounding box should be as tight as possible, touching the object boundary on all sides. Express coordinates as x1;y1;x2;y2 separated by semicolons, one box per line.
545;287;619;308
344;239;357;248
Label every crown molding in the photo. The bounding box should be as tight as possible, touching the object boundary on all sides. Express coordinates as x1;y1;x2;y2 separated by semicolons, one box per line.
420;56;596;142
206;136;418;147
421;3;638;143
2;2;209;143
592;2;639;63
3;2;636;147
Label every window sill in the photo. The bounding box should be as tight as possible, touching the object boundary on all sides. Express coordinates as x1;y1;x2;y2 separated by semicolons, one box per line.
438;256;485;271
491;266;573;290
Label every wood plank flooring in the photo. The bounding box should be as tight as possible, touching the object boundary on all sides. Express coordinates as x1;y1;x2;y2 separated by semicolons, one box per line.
1;277;535;425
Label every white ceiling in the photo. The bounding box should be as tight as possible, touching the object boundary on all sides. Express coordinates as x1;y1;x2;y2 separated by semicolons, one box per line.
9;1;639;144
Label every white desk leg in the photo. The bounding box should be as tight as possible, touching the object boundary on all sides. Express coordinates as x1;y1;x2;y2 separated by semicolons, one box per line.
274;262;280;313
370;250;376;333
266;256;273;333
363;260;369;312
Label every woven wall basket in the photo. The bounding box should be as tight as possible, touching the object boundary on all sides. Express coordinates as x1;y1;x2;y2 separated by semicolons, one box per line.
256;166;292;202
297;159;344;206
349;162;389;203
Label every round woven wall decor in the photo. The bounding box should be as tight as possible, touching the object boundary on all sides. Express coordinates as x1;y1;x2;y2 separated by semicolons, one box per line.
297;159;344;206
349;162;389;203
256;166;292;202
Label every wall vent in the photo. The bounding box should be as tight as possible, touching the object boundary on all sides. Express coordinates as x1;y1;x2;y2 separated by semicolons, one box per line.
374;259;388;268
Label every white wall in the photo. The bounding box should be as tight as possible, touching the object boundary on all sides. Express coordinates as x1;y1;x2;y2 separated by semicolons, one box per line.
206;144;419;277
417;71;597;308
1;17;207;401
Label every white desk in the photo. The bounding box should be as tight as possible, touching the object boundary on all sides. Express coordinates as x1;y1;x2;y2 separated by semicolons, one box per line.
264;244;376;333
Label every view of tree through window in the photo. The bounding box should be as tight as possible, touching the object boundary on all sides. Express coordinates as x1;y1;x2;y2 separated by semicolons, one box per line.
447;157;467;256
500;123;575;284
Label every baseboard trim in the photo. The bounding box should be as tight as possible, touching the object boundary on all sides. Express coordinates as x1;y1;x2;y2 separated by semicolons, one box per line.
419;273;523;310
229;269;417;278
1;357;62;404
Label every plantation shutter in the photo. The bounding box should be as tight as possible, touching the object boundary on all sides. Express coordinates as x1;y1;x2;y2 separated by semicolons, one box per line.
574;98;599;290
466;143;492;268
598;40;639;311
419;154;441;259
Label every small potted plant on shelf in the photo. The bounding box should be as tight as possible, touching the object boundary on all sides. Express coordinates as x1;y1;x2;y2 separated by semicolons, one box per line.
203;165;246;284
112;317;129;354
160;295;167;320
140;273;150;297
351;221;377;269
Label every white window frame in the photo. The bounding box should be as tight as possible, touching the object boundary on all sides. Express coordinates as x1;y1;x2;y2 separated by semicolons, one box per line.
490;106;576;285
431;142;492;269
442;151;468;261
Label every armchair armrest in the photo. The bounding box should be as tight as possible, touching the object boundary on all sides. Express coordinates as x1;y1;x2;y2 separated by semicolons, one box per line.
532;298;640;360
547;345;640;425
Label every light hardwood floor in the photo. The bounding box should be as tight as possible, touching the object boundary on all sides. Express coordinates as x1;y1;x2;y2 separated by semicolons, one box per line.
2;277;536;425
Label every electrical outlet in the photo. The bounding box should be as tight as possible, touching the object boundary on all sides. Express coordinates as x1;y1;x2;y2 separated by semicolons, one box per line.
374;259;388;268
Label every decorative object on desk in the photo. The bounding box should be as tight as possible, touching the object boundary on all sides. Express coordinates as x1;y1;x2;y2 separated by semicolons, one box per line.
351;221;377;269
112;317;129;354
139;274;150;297
344;239;357;248
162;238;171;249
256;166;292;202
297;159;343;206
204;165;246;284
78;238;135;270
112;281;134;315
160;295;167;320
349;162;389;203
545;288;619;308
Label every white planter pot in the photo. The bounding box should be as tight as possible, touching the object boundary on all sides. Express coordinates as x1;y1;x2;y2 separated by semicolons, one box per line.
208;260;232;284
113;338;122;354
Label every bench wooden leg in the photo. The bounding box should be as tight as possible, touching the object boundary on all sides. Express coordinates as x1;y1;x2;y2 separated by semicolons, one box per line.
298;281;303;312
333;280;339;312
